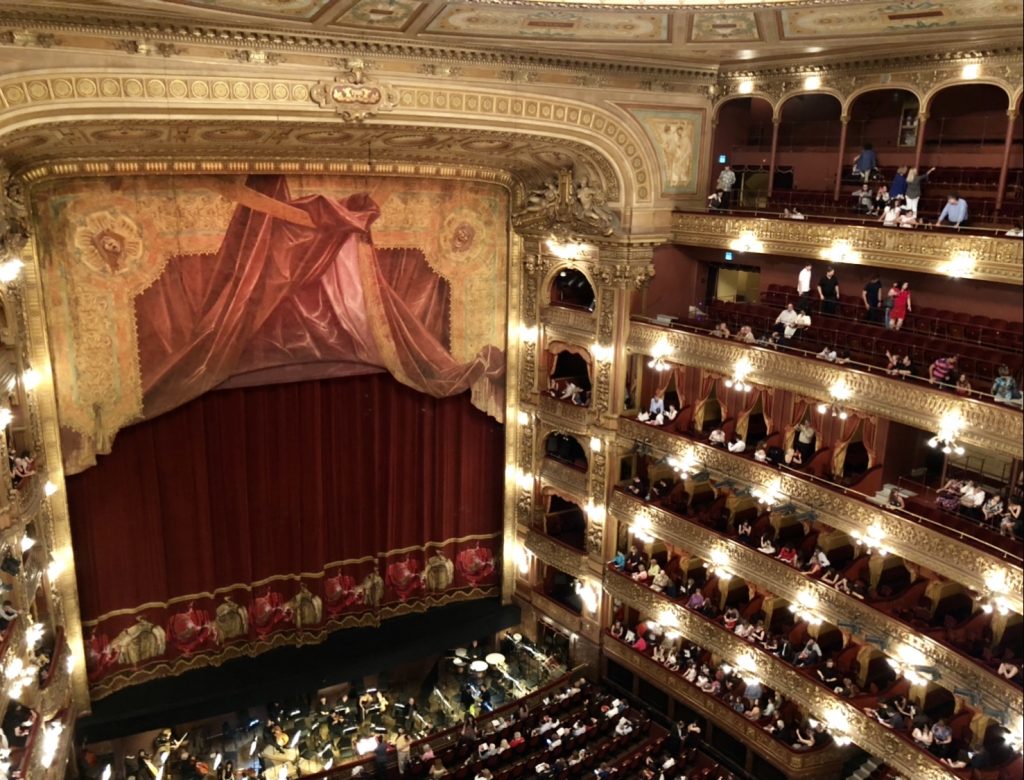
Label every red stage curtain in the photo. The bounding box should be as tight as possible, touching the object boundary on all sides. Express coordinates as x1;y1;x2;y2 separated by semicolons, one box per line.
67;373;504;698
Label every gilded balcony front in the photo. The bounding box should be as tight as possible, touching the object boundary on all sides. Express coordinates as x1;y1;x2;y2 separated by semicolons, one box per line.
609;490;1023;723
616;417;1024;614
605;571;960;780
628;321;1023;459
672;213;1024;286
525;529;589;581
539;458;588;501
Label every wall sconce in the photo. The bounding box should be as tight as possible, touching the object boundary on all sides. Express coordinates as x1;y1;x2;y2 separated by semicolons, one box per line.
647;339;673;372
516;410;530;426
0;407;11;428
850;523;888;556
518;323;538;343
927;410;966;456
514;544;532;575
589;436;602;453
886;644;936;686
47;554;65;581
21;368;40;391
789;589;823;625
667;451;700;478
575;579;600;613
961;63;980;80
728;231;763;254
25;622;44;650
658;608;679;629
821;239;861;264
0;259;23;283
585;499;607;524
4;656;39;702
591;343;614;363
752;476;783;507
822;707;853;746
706;548;733;581
724;356;754;392
942;250;976;279
44;480;59;497
630;513;655;544
19;536;35;553
1007;716;1023;754
817;379;853;420
39;719;65;769
981;568;1016;616
803;74;822;90
737;79;754;94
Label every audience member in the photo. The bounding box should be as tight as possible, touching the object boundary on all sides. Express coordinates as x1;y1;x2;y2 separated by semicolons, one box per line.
888;281;911;331
716;164;736;207
706;189;725;210
936;193;968;227
904;166;934;215
817;267;840;315
991;364;1022;405
852;143;877;182
889;165;908;199
727;434;746;454
862;274;882;323
852;183;874;214
928;354;957;387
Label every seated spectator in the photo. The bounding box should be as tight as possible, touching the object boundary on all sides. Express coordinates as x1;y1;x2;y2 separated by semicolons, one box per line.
722;607;740;631
886;488;906;510
753;441;768;463
776;544;798;566
727;434;746;454
999;500;1022;538
936;193;968;227
935;478;964;512
817;658;840;687
879;201;901;226
710;322;731;339
625;476;645;497
997;659;1022;685
852;183;874;214
928;355;957;387
614;717;633;736
708;428;727;448
757;534;776;555
953;373;973;397
992;364;1022;405
804;546;831;576
782;208;806;220
897;207;918;229
959;482;986;520
911;719;934;748
772;303;798;336
11;450;34;486
785;310;811;341
793;639;821;668
610;620;624;638
784;447;803;466
834;349;851;365
981;493;1004;525
1005;222;1023;237
930;719;953;758
611;550;625;570
734;325;756;344
631;564;649;583
624;545;647;573
736;517;753;545
631;633;648;652
685;589;705;611
816;345;838;362
648;388;665;416
872;184;890;214
707;189;725;210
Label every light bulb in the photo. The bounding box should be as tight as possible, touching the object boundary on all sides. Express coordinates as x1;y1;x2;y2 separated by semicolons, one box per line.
44;480;58;497
19;536;35;553
21;369;40;391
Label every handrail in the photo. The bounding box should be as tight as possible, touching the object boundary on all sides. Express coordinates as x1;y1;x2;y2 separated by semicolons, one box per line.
607;488;1023;720
634;312;1020;403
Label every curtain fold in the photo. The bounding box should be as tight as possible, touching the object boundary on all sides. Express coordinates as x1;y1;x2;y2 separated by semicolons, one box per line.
693;371;723;432
784;397;810;451
68;374;504;698
734;386;763;442
831;415;865;478
547;341;594;383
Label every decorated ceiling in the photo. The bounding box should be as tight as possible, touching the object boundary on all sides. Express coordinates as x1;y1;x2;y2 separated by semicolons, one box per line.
6;0;1022;66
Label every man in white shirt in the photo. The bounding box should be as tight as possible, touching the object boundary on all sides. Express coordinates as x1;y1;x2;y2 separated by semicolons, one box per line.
784;310;811;341
716;165;736;207
727;435;746;454
615;717;634;736
797;263;813;309
773;304;798;337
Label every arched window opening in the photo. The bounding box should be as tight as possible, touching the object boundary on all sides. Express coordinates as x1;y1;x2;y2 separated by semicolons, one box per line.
549;268;595;311
543;432;588;471
544;494;586;552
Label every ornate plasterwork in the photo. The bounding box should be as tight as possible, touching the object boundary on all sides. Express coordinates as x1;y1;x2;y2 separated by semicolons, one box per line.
673;213;1023;286
609;490;1023;723
513;167;618;237
525;529;589;580
539;306;597;338
602;640;844;778
616;417;1024;613
605;573;960;780
539;459;588;501
628;322;1024;459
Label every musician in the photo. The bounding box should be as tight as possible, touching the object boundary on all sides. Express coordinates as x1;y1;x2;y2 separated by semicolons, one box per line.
153;728;175;757
216;759;236;780
372;735;389;778
359;691;375;721
136;749;160;780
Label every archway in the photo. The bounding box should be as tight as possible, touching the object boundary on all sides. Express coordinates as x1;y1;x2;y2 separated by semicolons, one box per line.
547;349;592;406
543;494;587;552
775;93;844;199
549;268;595;311
842;89;922;196
543;432;588;471
711;96;775;209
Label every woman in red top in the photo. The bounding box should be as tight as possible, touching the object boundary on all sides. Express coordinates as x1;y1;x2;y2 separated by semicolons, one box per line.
888;281;911;330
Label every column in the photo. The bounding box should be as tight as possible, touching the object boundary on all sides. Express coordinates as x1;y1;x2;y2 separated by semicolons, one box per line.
995;108;1018;212
833;115;849;200
913;111;928;169
767;117;782;198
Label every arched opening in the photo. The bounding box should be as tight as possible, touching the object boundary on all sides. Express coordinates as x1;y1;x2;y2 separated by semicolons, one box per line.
543;494;587;552
710;96;775;209
546;349;592;406
842;88;921;195
921;83;1014;222
549;268;595;311
540;564;582;614
775;93;844;196
543;432;588;471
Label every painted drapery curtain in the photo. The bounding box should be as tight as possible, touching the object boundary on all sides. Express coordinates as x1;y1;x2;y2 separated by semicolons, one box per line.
35;174;508;475
67;374;504;699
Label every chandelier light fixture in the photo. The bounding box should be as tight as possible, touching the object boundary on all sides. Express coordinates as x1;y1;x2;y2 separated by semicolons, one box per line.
752;476;784;508
630;513;655;544
647;338;674;372
591;342;614;363
817;379;853;420
705;548;734;581
942;250;976;279
788;589;823;626
574;579;600;613
728;231;764;254
724;356;754;392
850;523;888;556
667;450;700;478
927;410;966;456
0;258;23;283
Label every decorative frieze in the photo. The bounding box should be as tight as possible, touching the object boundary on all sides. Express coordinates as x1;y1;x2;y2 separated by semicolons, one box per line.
525;529;589;581
539;458;588;501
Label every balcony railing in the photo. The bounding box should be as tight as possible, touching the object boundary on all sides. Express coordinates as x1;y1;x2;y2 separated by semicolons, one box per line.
605;570;961;780
525;529;589;580
617;416;1024;614
608;489;1022;724
539;458;588;500
540;304;597;337
628;319;1023;460
602;635;847;779
539;393;592;426
671;212;1023;285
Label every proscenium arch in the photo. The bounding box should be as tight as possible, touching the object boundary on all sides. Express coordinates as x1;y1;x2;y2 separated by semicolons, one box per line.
0;69;658;211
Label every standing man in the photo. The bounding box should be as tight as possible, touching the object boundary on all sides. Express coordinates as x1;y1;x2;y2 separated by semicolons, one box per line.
817;267;840;316
852;143;877;182
936;193;969;227
716;164;736;208
862;273;882;324
797;263;813;311
373;735;389;778
395;728;413;775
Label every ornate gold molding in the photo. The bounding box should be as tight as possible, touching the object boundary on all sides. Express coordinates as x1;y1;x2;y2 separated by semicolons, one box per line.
616;417;1024;614
539;394;593;427
628;322;1024;459
609;490;1022;723
539;459;589;502
605;572;960;780
602;638;846;778
522;588;584;635
540;306;597;339
672;214;1023;286
525;529;589;581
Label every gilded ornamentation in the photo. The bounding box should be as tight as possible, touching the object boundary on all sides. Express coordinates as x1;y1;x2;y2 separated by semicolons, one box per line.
673;213;1023;286
540;306;596;338
606;573;960;780
616;416;1024;613
498;70;539;84
539;459;588;501
0;29;58;48
226;49;285;66
628;322;1023;459
311;61;398;122
0;162;29;264
514;168;617;238
539;393;590;426
602;640;844;778
525;529;588;580
113;39;185;58
608;490;1023;724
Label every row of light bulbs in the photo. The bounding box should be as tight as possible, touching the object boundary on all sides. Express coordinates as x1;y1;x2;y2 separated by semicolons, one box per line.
734;62;982;96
